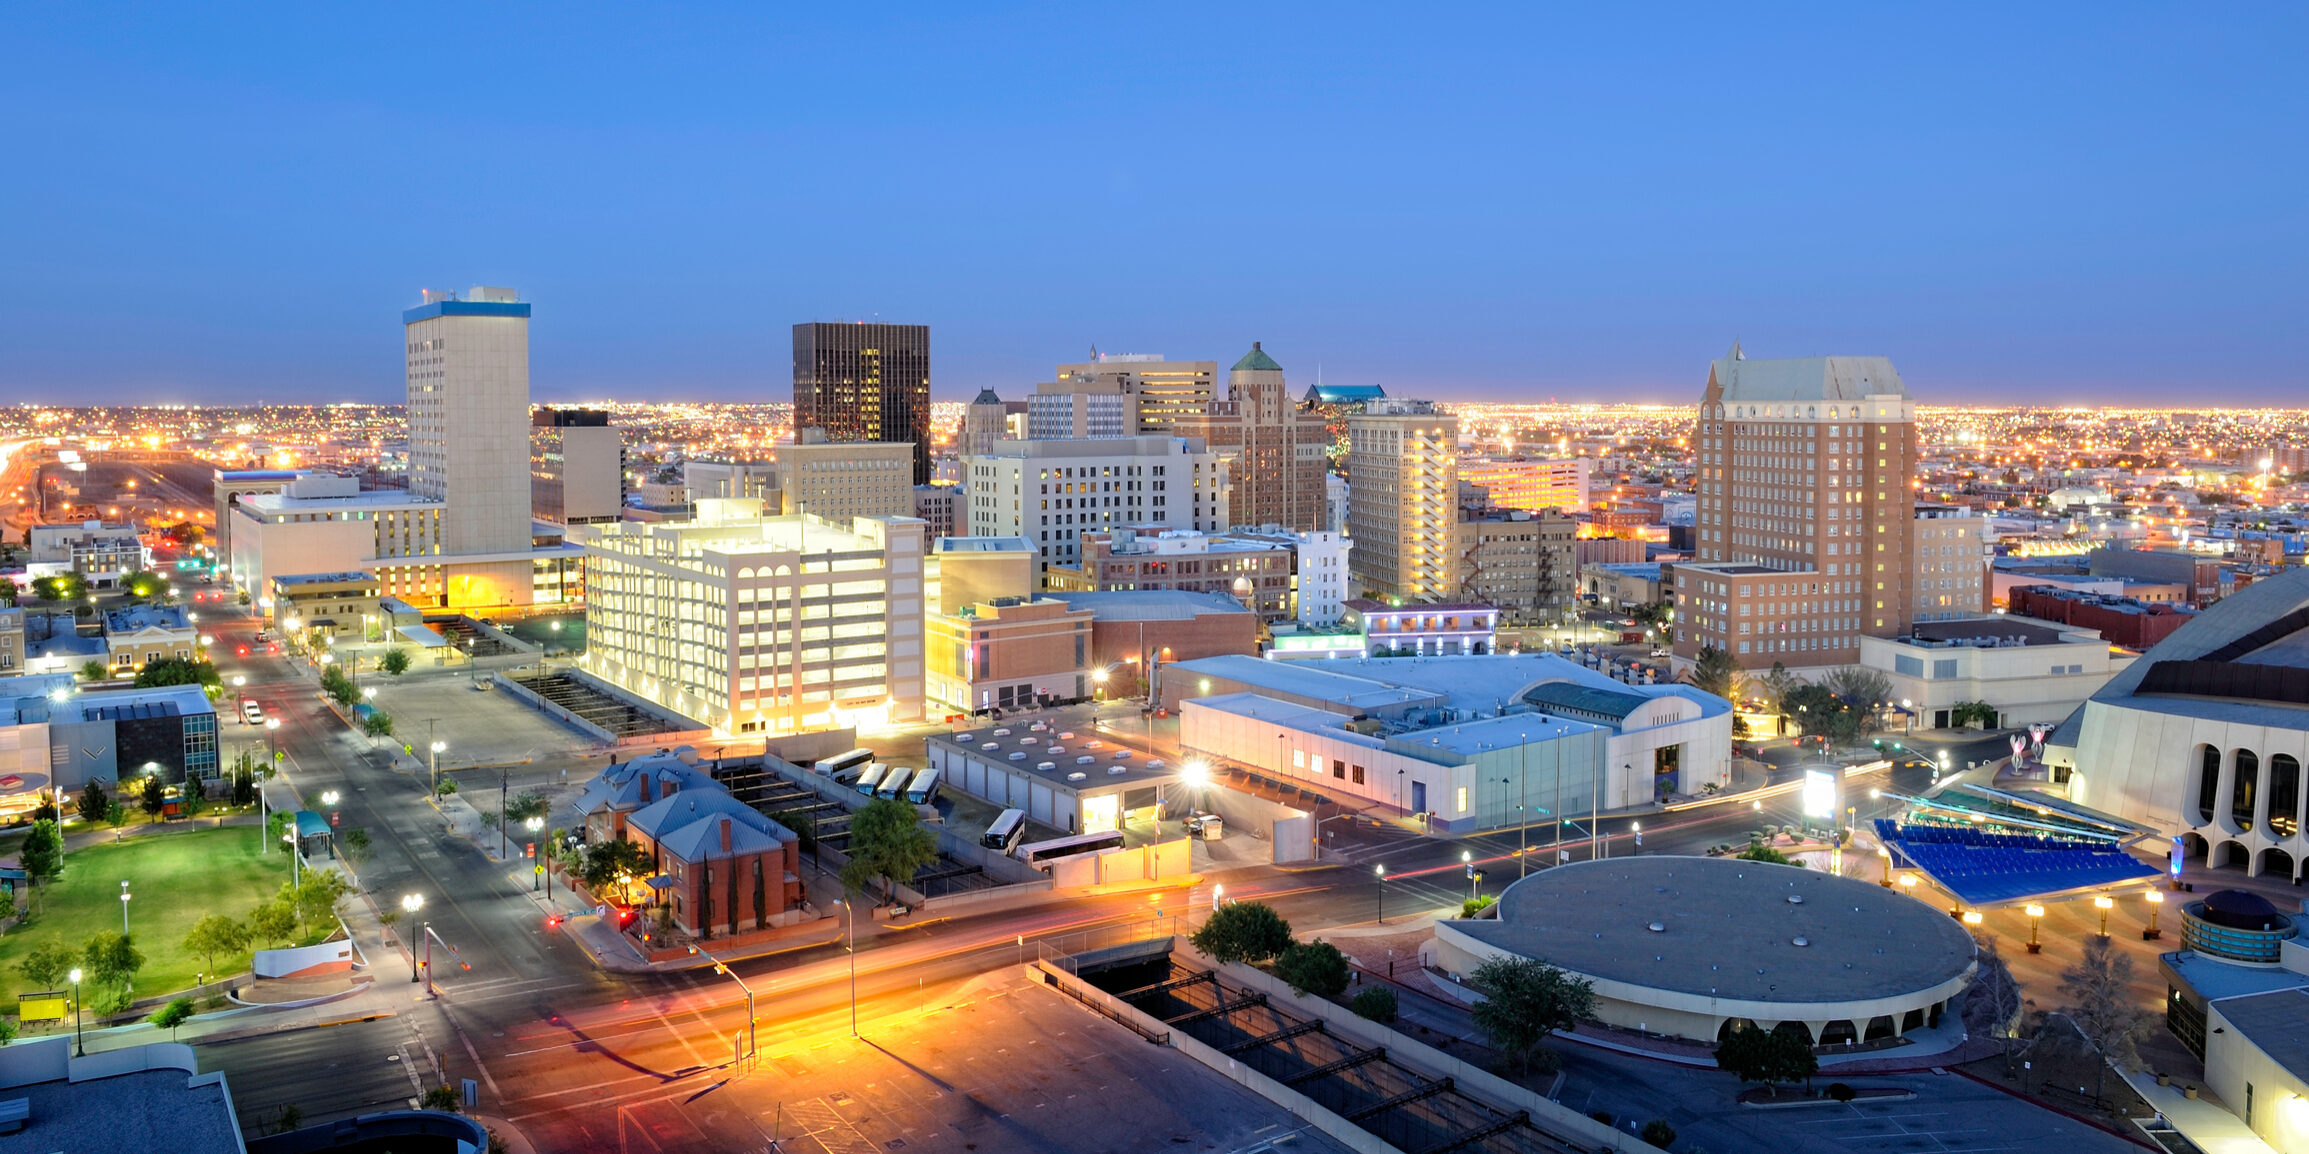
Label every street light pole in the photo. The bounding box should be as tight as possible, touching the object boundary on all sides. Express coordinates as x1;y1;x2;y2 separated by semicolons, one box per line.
70;967;84;1056
119;880;130;935
844;896;859;1036
402;894;423;981
1374;864;1385;925
2025;903;2044;953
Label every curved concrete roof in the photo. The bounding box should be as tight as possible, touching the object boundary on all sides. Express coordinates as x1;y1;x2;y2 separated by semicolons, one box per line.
1454;856;1975;1006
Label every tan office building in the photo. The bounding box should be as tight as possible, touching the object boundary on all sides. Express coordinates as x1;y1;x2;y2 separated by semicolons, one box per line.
1173;344;1331;532
1679;345;1916;670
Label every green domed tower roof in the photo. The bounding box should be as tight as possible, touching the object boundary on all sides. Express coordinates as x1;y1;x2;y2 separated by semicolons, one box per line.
1232;342;1283;373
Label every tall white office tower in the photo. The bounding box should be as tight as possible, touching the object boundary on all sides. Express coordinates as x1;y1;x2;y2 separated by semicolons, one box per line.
404;286;538;606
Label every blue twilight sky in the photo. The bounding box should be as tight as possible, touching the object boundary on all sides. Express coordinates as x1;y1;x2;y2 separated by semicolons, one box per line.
2;5;2303;408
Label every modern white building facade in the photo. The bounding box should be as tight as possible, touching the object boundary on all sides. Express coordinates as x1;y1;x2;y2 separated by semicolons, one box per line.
573;500;927;737
1346;399;1459;600
962;436;1230;574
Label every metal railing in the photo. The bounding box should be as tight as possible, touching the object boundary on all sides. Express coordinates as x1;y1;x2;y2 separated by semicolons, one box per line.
1034;911;1187;974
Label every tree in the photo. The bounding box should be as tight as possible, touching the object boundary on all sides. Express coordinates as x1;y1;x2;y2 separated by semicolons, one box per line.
180;781;208;822
139;773;166;820
319;665;357;707
1275;940;1351;997
1641;1120;1677;1147
1713;1023;1817;1096
1351;986;1399;1024
248;899;299;948
80;660;110;683
285;872;352;935
122;570;171;602
577;838;653;895
149;996;196;1040
340;827;372;864
18;937;76;990
361;711;395;738
133;656;220;690
839;798;938;900
0;1016;17;1046
2058;934;2149;1102
381;648;411;676
1190;901;1294;965
82;930;147;991
31;573;89;602
1469;955;1595;1073
183;915;252;973
1782;682;1859;747
504;791;550;823
421;1085;461;1113
1967;935;2025;1076
105;798;130;833
1688;645;1739;700
1818;666;1894;734
19;819;63;888
77;780;109;824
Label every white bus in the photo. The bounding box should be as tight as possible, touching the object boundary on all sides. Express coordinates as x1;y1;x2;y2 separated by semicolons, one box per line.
819;748;875;779
853;763;890;796
981;808;1027;852
875;767;916;800
1015;830;1127;869
903;768;942;806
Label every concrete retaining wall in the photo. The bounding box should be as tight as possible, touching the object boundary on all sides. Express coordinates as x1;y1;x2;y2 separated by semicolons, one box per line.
253;935;356;980
1033;961;1398;1154
1194;943;1665;1154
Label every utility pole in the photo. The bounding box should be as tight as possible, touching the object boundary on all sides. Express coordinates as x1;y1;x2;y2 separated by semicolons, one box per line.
499;764;509;861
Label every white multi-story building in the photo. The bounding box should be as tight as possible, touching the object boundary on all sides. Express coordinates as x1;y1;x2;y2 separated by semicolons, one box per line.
404;286;537;604
1456;456;1592;514
573;500;926;737
962;436;1230;574
1347;399;1459;600
1224;526;1354;626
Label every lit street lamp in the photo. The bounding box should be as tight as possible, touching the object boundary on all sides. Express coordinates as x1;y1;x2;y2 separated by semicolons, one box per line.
1374;863;1386;926
265;717;281;766
430;741;447;797
2094;894;2114;937
119;880;131;935
2144;890;2165;940
1463;850;1479;902
2025;903;2045;953
1961;910;1983;929
69;967;85;1056
402;894;423;982
526;816;545;891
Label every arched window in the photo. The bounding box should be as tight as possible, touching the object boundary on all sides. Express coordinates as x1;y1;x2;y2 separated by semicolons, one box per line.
2233;749;2261;832
2271;754;2302;838
2196;744;2221;824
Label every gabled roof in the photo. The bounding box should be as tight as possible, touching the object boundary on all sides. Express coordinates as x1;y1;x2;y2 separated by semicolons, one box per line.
1232;342;1283;373
628;788;795;862
572;751;718;818
971;388;1004;405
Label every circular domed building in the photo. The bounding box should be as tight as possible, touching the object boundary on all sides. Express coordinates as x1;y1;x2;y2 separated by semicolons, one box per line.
1431;856;1978;1045
2181;889;2298;964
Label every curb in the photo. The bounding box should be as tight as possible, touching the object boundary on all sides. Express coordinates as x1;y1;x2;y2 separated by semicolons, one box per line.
227;978;376;1011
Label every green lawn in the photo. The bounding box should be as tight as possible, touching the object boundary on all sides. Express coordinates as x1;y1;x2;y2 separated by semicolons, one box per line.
0;826;293;1008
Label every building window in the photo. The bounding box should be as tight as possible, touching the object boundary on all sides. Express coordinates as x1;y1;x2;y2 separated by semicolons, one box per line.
1455;786;1468;814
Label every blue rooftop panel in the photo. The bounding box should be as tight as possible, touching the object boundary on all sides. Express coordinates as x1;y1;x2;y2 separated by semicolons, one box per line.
402;300;531;323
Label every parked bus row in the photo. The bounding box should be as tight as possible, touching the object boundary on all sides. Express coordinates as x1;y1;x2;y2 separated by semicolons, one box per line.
821;753;942;807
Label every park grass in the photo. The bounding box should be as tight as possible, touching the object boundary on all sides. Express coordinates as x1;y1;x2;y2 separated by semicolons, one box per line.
0;825;292;1008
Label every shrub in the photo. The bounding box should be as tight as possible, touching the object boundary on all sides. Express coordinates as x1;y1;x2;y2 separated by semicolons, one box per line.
1642;1119;1677;1147
1351;986;1399;1024
1274;940;1351;998
1190;901;1293;965
1827;1082;1856;1102
421;1085;461;1113
1462;894;1497;918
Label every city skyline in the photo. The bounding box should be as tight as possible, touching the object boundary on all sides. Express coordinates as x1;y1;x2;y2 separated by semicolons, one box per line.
2;6;2303;407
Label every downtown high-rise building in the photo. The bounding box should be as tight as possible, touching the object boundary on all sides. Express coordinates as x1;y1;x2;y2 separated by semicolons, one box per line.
1346;399;1460;601
402;286;539;604
1028;354;1217;440
1173;344;1331;533
1674;346;1915;670
793;322;932;485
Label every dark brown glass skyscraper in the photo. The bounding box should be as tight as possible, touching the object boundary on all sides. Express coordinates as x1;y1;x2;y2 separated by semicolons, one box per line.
792;322;932;484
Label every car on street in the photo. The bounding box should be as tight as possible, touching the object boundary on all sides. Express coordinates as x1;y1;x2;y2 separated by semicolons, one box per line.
241;700;265;725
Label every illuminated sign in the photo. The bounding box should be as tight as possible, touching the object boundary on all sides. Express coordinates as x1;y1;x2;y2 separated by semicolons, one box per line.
1801;770;1837;819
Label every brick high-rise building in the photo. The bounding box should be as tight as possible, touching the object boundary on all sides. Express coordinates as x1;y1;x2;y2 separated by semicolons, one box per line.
1173;344;1331;532
793;322;932;484
1675;345;1915;670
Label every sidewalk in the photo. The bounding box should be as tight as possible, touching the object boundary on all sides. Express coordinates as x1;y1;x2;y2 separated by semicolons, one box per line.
2121;1068;2276;1154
